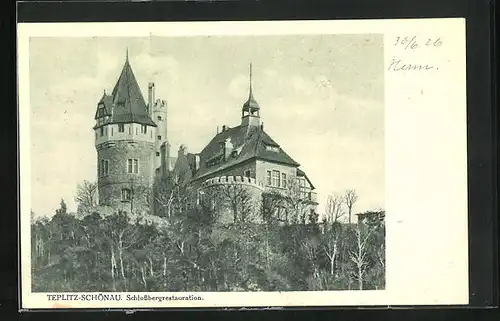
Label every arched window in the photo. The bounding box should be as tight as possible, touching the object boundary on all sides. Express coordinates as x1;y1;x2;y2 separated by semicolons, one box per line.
121;188;131;202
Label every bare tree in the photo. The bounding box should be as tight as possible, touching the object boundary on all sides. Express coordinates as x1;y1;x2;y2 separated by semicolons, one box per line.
75;180;98;213
349;224;371;290
206;184;256;223
283;176;310;224
344;189;359;224
325;194;345;224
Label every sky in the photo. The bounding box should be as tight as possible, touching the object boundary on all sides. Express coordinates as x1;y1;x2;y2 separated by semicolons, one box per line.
28;35;384;218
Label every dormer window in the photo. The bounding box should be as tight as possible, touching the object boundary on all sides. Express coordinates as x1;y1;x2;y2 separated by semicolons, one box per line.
265;144;280;152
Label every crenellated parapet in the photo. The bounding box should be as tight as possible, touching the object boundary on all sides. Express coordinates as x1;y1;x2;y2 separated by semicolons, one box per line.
153;99;167;109
200;175;265;191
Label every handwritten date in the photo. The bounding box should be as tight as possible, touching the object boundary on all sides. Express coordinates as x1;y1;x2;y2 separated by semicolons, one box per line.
394;36;442;50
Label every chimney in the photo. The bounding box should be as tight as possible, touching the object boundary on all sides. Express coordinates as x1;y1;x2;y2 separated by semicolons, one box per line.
222;125;226;132
160;143;168;177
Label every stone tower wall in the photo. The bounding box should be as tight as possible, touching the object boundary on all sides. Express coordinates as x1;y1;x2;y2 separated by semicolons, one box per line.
96;140;155;214
198;175;264;224
152;99;168;171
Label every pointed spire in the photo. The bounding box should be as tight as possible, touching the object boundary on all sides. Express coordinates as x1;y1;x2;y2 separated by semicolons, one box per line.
249;63;253;98
125;47;129;62
242;62;260;111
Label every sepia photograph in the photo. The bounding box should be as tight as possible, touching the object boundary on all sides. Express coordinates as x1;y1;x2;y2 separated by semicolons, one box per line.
18;19;468;308
29;34;385;293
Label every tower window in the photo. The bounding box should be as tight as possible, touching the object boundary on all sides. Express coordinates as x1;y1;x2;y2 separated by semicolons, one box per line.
266;170;272;186
244;170;251;178
127;159;139;174
121;188;131;202
272;170;280;187
141;125;147;134
157;135;162;140
156;152;160;156
99;159;109;177
118;124;125;132
100;127;104;137
157;116;162;121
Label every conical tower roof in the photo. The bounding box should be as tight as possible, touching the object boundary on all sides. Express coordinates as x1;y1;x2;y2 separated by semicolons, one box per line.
108;50;156;126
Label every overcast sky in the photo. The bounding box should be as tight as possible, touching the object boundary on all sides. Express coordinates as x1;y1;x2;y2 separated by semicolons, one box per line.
29;35;384;218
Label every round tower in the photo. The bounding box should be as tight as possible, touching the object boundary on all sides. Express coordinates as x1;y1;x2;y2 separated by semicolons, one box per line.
94;52;157;214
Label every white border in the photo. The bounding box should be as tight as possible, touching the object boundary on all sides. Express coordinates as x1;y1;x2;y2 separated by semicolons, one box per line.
18;18;468;309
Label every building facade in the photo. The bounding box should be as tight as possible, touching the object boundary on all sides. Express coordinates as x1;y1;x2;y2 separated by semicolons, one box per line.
174;64;318;224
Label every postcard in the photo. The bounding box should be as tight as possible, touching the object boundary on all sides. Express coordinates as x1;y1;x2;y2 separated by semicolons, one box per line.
18;18;468;309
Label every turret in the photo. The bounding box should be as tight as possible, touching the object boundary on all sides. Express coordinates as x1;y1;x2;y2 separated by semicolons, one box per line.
241;63;261;127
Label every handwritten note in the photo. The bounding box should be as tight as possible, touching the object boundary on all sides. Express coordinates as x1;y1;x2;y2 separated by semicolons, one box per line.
388;36;443;72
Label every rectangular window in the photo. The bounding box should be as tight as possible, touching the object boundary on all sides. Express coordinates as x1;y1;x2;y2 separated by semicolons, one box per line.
266;170;272;186
141;125;147;134
121;188;131;202
157;116;162;121
272;170;280;187
133;159;138;173
281;173;287;188
157;135;162;140
127;159;132;173
118;124;125;132
244;170;251;178
99;159;109;177
127;159;138;174
100;127;104;137
156;152;160;156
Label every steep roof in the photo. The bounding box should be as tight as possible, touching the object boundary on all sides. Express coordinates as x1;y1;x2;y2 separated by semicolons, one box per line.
191;124;300;181
95;56;156;127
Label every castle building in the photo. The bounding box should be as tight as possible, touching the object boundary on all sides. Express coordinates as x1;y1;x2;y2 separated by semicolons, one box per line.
174;64;318;223
93;53;317;222
93;51;171;213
